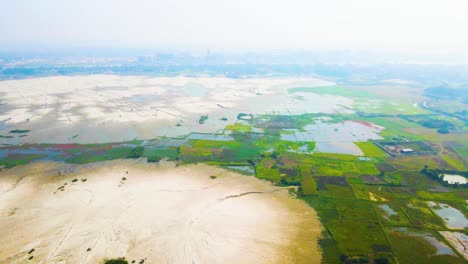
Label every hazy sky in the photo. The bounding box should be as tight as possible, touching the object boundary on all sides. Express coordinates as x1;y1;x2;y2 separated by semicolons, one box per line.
1;0;468;53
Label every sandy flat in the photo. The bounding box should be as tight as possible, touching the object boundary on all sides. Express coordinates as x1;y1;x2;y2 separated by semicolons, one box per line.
0;160;322;263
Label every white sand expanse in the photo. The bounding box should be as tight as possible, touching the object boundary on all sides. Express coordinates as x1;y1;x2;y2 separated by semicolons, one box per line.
0;75;347;144
0;160;322;264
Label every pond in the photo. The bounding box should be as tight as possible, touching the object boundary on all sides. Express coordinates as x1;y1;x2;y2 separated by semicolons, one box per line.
442;174;467;184
394;228;455;256
379;204;397;219
427;202;468;229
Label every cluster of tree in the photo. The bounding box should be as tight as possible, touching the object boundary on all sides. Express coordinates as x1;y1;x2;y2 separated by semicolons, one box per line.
199;115;208;124
424;86;468;100
147;155;162;163
279;176;301;187
421;166;468;188
237;113;253;120
400;113;456;134
104;258;128;264
339;254;391;264
418;118;453;129
127;146;144;158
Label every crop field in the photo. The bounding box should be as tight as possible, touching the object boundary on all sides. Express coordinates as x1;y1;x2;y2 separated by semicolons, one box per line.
387;156;447;170
441;154;467;171
453;146;468;156
225;122;252;133
359;116;425;139
355;141;389;157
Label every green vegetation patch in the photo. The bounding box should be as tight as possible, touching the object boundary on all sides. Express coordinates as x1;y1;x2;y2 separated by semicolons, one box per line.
382;171;405;185
104;258;128;264
399;199;445;228
255;157;282;182
127;146;144;158
0;154;46;168
350;183;370;200
377;203;411;226
65;146;133;164
317;230;342;264
366;185;395;201
336;199;378;221
388;156;443;171
253;114;314;132
328;221;389;257
143;147;179;161
316;178;355;198
225;123;252;133
301;174;317;195
355;161;380;175
355;141;389;157
375;163;397;173
361;175;386;185
416;191;462;202
302;196;340;220
179;139;260;163
299;162;317;195
360;116;427;141
9;129;31;134
347;177;364;184
441;154;466;171
453;146;468;157
311;152;357;161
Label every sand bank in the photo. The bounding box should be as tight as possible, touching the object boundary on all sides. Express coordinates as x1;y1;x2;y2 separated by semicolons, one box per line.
0;160;322;263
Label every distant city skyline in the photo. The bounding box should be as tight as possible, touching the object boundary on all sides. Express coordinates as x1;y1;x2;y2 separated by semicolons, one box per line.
1;0;468;55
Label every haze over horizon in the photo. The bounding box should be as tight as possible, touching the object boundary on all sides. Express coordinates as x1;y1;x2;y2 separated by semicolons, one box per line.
1;0;468;55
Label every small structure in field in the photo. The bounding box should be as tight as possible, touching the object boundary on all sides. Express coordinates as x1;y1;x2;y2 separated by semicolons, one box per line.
400;148;414;154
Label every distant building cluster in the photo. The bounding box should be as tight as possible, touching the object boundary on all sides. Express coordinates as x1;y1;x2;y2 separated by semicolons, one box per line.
374;141;435;157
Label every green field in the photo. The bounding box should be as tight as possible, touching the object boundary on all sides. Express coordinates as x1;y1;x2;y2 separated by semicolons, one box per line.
355;141;389;157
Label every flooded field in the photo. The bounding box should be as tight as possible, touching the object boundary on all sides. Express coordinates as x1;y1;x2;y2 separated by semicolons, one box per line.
225;165;256;175
392;228;456;256
379;204;398;219
0;75;340;145
280;120;384;155
185;133;233;141
0;160;322;264
427;202;468;229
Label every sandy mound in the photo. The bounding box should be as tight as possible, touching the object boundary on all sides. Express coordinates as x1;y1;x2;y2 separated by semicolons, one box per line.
0;160;322;263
